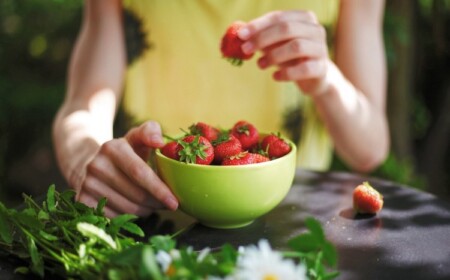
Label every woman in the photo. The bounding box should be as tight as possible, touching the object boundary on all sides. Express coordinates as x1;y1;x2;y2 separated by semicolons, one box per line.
53;0;389;217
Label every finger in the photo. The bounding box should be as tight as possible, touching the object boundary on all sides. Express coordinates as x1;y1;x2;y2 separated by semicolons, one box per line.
238;10;318;40
83;174;154;216
273;58;327;81
247;21;326;53
126;121;165;159
78;190;101;209
258;39;327;68
87;153;164;208
126;121;165;148
104;139;179;211
103;205;120;218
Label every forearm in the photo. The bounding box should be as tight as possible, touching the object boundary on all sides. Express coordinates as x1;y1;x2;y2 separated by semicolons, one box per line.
53;0;125;188
312;0;389;172
52;91;117;188
312;61;389;172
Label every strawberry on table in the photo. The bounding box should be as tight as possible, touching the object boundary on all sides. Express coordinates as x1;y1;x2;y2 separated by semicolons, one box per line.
220;21;254;66
353;182;384;214
212;133;242;163
261;133;292;159
222;151;269;166
178;135;214;165
231;120;259;150
189;122;220;142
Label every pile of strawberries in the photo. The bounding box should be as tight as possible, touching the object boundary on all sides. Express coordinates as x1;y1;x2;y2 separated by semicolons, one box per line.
161;120;292;166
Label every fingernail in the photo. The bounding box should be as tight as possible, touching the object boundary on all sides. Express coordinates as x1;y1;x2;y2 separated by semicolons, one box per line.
164;196;178;210
149;135;164;146
238;27;250;40
273;71;282;80
241;42;254;54
258;57;268;68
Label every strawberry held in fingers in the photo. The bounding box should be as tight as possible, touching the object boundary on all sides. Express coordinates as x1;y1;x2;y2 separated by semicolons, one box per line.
353;182;384;214
220;21;254;66
222;151;269;166
178;135;214;165
231;120;259;150
261;133;292;159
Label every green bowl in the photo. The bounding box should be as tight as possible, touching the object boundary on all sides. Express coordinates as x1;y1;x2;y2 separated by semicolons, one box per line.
155;135;296;229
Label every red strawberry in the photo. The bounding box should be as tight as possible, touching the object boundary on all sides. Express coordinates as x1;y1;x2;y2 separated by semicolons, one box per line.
178;135;214;165
222;151;269;166
353;182;384;214
212;133;242;163
189;122;220;142
231;120;259;150
161;141;181;160
220;21;254;66
261;133;292;159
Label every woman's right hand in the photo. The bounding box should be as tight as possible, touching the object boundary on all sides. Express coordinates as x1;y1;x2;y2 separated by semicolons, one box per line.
76;121;179;218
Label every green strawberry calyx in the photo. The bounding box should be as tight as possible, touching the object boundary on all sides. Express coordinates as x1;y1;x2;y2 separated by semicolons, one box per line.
178;136;207;164
224;57;244;67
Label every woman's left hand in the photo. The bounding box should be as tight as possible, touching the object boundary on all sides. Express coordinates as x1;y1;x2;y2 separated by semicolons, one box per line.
238;10;330;96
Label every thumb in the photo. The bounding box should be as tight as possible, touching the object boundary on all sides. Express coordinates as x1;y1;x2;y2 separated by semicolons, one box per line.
125;121;165;158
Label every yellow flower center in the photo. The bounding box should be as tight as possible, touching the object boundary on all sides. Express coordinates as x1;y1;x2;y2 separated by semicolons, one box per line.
166;264;176;276
263;274;279;280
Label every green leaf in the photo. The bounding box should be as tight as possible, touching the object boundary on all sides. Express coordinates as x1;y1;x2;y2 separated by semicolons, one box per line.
322;241;338;267
305;217;325;243
96;197;107;216
14;208;43;230
76;214;100;225
219;243;238;263
109;214;139;236
111;214;138;226
14;266;30;275
27;235;44;278
73;201;92;213
140;246;163;280
122;222;145;237
150;235;176;251
46;184;56;212
37;210;49;221
110;244;143;265
323;271;340;280
288;233;320;252
39;230;58;241
60;189;76;202
0;203;13;244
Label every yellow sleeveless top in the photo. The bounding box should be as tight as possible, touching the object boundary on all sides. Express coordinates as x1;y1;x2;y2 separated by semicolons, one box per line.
122;0;339;170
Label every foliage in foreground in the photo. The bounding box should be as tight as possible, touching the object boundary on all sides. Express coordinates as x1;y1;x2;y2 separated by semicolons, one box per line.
0;185;338;279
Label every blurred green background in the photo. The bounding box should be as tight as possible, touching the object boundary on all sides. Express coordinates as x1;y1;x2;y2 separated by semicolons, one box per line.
0;0;449;207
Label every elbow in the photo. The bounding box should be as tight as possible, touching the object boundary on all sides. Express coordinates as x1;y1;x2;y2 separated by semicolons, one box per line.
351;139;390;174
351;119;391;173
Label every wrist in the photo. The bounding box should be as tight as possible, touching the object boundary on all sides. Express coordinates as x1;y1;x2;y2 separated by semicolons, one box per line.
296;59;335;99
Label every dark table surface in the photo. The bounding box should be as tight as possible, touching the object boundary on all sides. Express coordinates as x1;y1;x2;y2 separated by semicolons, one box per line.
2;169;450;279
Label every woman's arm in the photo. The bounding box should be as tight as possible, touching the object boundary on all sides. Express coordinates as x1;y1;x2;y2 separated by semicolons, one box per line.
238;0;389;172
53;0;125;188
53;0;178;216
313;0;389;172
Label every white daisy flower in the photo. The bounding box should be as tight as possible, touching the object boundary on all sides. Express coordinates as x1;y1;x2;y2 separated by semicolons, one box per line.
155;249;180;275
233;240;307;280
155;250;172;272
